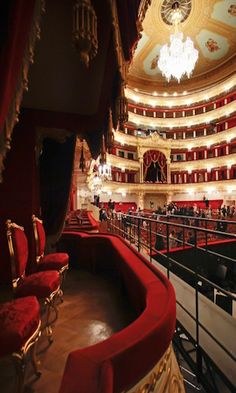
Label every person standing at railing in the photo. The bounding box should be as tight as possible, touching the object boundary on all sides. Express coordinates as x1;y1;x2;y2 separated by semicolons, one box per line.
155;231;165;250
187;231;195;245
169;230;177;249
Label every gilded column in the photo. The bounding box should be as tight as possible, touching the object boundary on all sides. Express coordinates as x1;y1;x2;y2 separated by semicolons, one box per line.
166;158;171;183
166;192;173;205
137;192;144;210
139;157;144;183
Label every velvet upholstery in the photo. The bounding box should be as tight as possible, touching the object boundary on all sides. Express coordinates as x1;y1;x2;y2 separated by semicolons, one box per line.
39;253;69;271
15;270;60;299
12;226;28;278
35;219;46;256
7;220;60;300
0;296;40;357
59;232;176;393
33;215;69;272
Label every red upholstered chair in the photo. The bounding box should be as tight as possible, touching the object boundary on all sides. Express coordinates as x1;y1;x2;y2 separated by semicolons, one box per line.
6;220;60;342
0;296;41;393
32;215;69;293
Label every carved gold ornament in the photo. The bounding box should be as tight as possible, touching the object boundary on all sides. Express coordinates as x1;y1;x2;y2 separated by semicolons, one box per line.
72;0;98;67
127;345;185;393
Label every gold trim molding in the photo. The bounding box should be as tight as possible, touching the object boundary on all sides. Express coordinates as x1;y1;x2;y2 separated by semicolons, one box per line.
100;179;236;195
125;344;185;393
114;128;236;151
125;73;236;108
128;100;236;128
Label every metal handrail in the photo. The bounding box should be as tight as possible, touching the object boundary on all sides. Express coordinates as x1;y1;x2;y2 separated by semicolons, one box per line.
107;212;236;390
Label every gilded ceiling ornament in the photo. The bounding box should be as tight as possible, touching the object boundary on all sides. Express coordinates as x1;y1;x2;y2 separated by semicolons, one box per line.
150;55;159;69
228;4;236;16
160;0;192;25
205;38;220;53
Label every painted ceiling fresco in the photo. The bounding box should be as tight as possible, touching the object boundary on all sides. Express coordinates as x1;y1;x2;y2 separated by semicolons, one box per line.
128;0;236;88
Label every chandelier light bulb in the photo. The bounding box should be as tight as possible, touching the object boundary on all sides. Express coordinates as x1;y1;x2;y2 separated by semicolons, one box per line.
158;7;198;83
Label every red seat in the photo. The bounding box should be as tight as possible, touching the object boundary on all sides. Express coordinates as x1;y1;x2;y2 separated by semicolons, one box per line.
32;215;69;284
6;220;60;341
0;296;41;393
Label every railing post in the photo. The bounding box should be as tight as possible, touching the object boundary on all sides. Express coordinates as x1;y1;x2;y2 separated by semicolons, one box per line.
194;228;197;248
205;219;208;249
138;217;141;252
195;272;202;382
149;219;152;263
166;223;170;279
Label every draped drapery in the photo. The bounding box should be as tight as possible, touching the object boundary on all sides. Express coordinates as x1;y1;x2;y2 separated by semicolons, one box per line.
39;134;76;252
143;150;167;183
0;0;44;181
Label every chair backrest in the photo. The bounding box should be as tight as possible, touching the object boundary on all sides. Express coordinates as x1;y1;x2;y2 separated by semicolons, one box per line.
32;215;46;262
6;220;29;287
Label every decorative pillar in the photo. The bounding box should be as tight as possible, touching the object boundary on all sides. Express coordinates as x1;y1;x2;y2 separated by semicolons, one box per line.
166;192;173;205
226;145;229;155
166;158;171;183
137;192;144;210
139;157;144;183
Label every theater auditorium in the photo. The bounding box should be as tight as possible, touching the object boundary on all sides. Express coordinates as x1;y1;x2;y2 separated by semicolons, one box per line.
0;1;235;393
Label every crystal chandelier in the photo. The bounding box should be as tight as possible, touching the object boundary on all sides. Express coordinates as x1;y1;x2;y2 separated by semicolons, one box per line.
158;2;198;83
98;162;112;180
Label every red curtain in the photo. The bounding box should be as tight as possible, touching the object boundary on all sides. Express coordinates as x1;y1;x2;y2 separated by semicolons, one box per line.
143;150;167;182
0;0;35;135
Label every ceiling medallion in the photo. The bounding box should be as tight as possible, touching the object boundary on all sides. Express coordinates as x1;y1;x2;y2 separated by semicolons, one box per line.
158;0;198;83
160;0;192;25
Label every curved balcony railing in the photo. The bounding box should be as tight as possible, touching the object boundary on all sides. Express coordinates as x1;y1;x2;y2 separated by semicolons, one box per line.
107;212;236;393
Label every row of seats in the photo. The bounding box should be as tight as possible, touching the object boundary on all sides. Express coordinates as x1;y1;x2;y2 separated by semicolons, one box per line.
0;215;69;393
64;209;99;232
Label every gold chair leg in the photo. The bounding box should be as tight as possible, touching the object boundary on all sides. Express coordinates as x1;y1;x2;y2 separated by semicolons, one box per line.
44;301;54;344
44;294;59;343
58;267;69;302
13;354;26;393
31;342;41;378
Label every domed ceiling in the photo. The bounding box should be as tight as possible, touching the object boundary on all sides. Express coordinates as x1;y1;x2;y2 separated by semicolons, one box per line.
128;0;236;93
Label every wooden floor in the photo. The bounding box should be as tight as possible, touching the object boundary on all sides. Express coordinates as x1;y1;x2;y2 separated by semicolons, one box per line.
0;268;135;393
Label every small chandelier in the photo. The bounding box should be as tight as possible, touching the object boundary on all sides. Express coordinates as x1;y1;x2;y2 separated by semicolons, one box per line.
98;162;112;180
158;2;198;83
72;0;98;67
98;135;112;181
